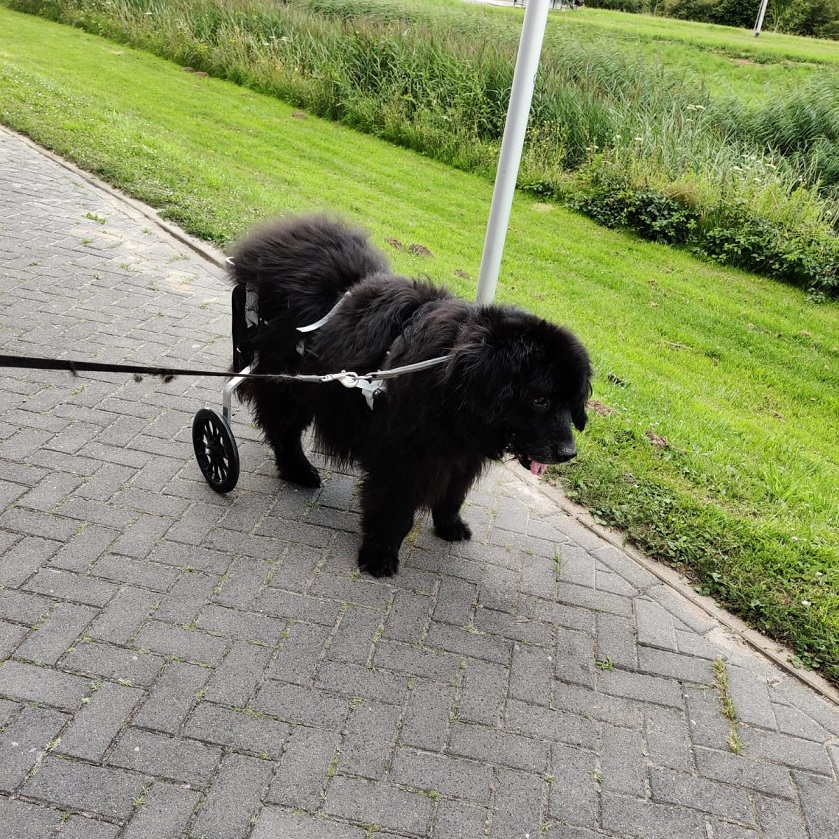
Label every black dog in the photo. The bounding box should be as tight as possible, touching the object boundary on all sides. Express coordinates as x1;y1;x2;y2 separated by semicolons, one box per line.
229;215;592;577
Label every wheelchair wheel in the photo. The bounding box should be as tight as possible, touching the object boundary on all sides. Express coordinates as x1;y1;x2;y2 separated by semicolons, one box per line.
192;408;240;493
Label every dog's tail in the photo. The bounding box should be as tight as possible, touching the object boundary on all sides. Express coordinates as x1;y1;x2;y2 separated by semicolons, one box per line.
227;214;389;325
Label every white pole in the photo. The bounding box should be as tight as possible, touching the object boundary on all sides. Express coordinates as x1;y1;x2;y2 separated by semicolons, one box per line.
475;0;550;305
753;0;769;36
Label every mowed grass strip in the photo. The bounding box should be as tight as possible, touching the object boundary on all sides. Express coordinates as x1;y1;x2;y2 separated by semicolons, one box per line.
1;7;838;681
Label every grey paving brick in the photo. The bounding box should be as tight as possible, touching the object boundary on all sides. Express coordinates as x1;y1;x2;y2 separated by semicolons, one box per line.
134;661;210;734
108;727;222;786
753;793;809;839
743;727;835;775
197;603;287;645
506;699;600;750
148;541;231;574
18;472;85;512
595;612;638;671
725;665;777;730
339;699;401;779
458;659;508;726
0;705;68;792
473;604;554;646
637;646;714;685
433;577;478;627
634;596;679;651
557;543;597;589
257;586;342;627
91;554;180;592
547;742;600;828
553;681;645;729
392;747;494;801
772;701;831;742
709;820;760;839
57;815;121;839
267;724;340;810
108;513;172;560
253;680;349;728
600;724;646;797
794;769;839;839
0;535;60;586
646;584;716;635
184;701;290;759
0;622;26;661
59;680;144;760
644;705;694;772
426;621;511;665
86;586;160;644
0;796;63;839
494;767;545;839
383;590;432;643
204;639;273;707
24;567;118;607
324;775;434;835
431;799;489;839
601;792;707;839
510;642;553;706
478;563;519;615
317;660;408;706
15;602;98;666
0;588;51;625
62;640;165;686
22;756;146;820
191;753;272;839
327;604;382;665
449;722;548;774
597;667;684;709
650;766;753;822
556;626;595;688
268;620;332;687
400;679;455;752
152;569;217;625
693;745;794;798
374;638;462;683
252;807;367;839
0;660;91;709
134;621;228;666
121;781;201;839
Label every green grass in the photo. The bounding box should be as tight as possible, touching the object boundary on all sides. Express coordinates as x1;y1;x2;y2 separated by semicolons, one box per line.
1;6;838;682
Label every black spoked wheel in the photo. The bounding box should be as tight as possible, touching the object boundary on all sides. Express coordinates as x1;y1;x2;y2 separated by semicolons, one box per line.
192;408;240;493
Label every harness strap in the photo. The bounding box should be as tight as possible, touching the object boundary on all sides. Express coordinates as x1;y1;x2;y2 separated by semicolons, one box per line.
296;291;353;333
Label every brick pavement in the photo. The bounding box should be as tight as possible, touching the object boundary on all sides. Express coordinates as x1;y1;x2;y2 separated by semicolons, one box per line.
1;124;838;838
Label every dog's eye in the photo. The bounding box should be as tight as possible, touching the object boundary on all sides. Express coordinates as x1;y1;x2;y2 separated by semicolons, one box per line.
532;396;549;409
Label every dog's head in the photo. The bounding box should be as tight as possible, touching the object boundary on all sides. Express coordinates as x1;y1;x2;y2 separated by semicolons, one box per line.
448;307;592;475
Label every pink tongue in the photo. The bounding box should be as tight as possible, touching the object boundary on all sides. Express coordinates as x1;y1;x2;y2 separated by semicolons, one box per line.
530;461;547;477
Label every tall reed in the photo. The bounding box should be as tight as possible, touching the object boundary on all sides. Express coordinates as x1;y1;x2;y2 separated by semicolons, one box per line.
9;0;838;292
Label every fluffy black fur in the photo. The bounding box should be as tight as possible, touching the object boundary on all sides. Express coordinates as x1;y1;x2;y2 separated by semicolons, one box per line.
230;215;592;577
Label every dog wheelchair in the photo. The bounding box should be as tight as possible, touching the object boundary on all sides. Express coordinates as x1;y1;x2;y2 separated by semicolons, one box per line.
191;266;258;494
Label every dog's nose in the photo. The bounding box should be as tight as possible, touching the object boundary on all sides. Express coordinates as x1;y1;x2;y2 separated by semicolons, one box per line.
554;444;577;463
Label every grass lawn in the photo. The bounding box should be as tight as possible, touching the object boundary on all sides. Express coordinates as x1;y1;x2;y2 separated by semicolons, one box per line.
1;6;838;681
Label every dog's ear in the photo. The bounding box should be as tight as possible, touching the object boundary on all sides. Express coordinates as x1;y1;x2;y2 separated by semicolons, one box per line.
444;311;534;423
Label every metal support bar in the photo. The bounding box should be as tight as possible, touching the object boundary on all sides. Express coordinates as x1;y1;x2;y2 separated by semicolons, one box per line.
475;0;550;305
223;364;251;422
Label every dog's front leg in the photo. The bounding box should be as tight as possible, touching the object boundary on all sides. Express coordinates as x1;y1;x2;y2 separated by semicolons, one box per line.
432;468;475;542
357;475;416;578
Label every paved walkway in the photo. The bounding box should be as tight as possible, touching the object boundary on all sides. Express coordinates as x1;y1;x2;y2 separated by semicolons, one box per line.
1;124;838;839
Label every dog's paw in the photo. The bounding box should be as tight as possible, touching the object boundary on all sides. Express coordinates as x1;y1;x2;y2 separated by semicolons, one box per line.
434;517;472;542
278;463;322;488
358;545;399;578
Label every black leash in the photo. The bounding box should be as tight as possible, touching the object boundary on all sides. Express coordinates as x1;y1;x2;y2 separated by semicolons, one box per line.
0;353;449;388
0;353;231;383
